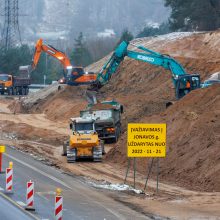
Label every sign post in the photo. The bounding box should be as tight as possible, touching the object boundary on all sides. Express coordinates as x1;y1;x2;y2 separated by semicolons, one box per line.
125;123;166;192
0;146;6;173
55;188;63;220
5;161;13;194
25;180;35;211
43;75;46;86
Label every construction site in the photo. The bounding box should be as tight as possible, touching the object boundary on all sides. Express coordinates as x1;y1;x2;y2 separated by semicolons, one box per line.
0;30;219;219
0;1;220;219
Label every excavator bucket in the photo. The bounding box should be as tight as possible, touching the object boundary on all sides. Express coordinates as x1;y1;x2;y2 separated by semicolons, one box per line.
85;90;97;105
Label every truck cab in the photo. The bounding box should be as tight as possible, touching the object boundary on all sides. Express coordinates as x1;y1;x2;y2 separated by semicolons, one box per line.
0;74;13;95
66;67;96;86
0;73;30;96
70;118;96;135
81;101;123;142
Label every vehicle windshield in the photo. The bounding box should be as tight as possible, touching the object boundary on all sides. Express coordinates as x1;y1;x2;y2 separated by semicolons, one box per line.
179;76;200;90
191;76;200;89
75;122;93;131
0;75;10;82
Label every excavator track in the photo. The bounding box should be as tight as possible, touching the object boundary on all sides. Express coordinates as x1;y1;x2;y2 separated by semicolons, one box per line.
67;146;76;163
93;146;102;162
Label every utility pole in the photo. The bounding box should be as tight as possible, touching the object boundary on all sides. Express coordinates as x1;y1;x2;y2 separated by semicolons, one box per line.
44;53;48;85
0;0;22;50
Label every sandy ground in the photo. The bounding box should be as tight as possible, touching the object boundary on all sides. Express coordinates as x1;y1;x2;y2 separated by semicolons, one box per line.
0;97;220;219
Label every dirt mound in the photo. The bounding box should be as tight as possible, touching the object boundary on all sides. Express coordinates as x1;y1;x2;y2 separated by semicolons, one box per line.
12;85;88;122
92;31;220;191
1;120;67;146
32;85;88;122
90;103;117;110
106;85;220;191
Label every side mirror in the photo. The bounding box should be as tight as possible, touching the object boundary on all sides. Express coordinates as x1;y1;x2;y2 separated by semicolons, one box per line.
69;123;73;130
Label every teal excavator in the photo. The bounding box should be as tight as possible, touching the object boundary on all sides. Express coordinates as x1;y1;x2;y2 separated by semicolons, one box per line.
87;41;202;101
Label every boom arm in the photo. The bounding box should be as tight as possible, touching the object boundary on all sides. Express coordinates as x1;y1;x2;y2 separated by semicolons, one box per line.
95;41;188;88
31;38;72;70
91;41;201;100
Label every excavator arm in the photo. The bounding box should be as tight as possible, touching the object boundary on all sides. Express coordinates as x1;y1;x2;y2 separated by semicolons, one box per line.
31;38;72;70
91;41;201;99
20;39;96;86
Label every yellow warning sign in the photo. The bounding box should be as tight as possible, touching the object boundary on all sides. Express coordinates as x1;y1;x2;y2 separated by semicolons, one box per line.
0;146;6;153
127;124;166;157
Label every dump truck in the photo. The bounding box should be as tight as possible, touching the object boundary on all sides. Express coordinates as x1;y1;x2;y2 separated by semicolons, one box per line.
0;73;31;95
63;117;104;163
80;101;123;142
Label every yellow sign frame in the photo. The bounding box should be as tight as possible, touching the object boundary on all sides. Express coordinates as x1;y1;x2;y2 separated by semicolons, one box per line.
0;146;6;153
127;123;166;157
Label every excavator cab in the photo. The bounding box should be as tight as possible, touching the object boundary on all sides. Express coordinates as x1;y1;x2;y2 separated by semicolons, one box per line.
175;74;200;99
66;67;96;86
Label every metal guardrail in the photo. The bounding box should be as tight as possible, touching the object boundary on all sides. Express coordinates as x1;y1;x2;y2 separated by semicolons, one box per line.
29;84;49;89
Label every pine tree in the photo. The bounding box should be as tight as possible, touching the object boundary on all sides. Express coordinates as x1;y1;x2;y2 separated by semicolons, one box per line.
165;0;220;31
71;32;92;67
0;45;32;74
116;29;134;46
137;23;170;38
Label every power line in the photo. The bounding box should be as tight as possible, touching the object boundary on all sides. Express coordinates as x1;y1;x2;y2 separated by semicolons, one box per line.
0;0;22;50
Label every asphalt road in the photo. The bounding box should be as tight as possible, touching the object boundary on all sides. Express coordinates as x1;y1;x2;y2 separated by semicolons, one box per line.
0;146;152;220
0;194;33;220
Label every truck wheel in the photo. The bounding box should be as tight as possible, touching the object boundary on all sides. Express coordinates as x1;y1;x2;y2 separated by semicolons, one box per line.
21;88;25;96
114;135;118;143
100;140;105;155
8;88;13;95
12;88;16;95
113;127;120;143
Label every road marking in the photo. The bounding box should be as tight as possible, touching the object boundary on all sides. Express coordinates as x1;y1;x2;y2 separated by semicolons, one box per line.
0;191;40;220
16;201;26;206
37;193;49;201
5;153;72;190
5;150;146;219
36;191;56;195
80;202;88;205
36;191;55;201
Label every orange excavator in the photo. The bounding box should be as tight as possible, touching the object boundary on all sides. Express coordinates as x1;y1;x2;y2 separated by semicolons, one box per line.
20;38;96;85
